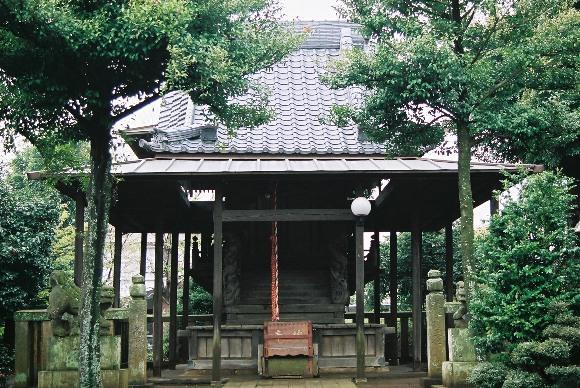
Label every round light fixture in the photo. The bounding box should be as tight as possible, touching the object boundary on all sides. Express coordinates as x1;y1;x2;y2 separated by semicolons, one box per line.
351;197;371;217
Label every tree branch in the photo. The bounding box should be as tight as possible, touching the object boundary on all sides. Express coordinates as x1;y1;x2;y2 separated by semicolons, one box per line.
112;93;160;122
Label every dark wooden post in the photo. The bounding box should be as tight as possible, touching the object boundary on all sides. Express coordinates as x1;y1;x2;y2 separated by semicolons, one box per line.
400;316;409;362
169;232;179;368
411;226;422;370
140;233;147;277
445;224;454;302
373;230;381;324
355;218;366;382
74;194;85;287
194;235;202;271
212;188;224;386
113;227;122;308
153;232;164;377
490;197;499;216
182;234;191;329
389;231;398;363
201;231;210;264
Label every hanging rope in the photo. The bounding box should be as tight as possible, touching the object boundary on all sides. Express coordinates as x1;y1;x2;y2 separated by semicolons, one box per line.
270;183;280;321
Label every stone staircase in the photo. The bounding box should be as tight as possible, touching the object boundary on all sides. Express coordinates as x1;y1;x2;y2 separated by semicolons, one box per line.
225;269;345;324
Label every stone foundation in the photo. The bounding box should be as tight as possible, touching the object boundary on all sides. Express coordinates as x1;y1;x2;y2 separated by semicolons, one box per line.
38;336;128;388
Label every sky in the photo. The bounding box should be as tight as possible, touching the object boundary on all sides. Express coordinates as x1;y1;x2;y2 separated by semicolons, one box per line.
279;0;341;20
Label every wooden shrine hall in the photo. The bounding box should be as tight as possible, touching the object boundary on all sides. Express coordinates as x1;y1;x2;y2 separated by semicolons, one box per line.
42;21;536;383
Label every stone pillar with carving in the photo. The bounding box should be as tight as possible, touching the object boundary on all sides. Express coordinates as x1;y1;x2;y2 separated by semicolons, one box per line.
425;269;446;380
128;275;148;386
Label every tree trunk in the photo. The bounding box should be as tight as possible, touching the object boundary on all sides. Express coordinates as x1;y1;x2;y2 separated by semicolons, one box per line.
79;127;113;388
456;122;474;306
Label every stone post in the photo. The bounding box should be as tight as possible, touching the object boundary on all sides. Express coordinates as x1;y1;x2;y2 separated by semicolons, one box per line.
14;320;31;388
128;275;148;386
426;269;446;379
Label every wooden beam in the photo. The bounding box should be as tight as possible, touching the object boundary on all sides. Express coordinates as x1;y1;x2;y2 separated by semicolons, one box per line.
113;227;122;308
182;234;191;330
355;219;366;382
169;232;179;368
212;188;224;385
140;233;147;276
373;230;381;324
153;232;164;377
74;194;85;287
222;209;355;222
411;226;422;370
445;224;454;302
389;231;398;364
374;182;395;208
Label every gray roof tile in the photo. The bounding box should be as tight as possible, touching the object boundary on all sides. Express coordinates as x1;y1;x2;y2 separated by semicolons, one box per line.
140;22;385;156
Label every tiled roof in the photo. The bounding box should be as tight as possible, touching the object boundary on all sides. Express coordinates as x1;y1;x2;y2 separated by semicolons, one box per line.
139;21;386;156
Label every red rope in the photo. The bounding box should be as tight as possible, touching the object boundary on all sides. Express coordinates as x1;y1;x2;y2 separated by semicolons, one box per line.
270;184;280;321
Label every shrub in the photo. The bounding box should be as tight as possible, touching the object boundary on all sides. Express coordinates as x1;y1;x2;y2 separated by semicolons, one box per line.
470;171;580;355
503;369;547;388
468;362;509;388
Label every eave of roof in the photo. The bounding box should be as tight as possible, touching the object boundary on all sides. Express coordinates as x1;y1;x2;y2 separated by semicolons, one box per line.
108;157;542;177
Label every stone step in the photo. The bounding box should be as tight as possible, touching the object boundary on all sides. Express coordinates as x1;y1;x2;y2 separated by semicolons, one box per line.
241;297;331;304
226;312;343;324
225;303;344;313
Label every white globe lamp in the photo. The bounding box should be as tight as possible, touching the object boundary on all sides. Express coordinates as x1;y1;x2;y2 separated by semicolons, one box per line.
351;197;371;217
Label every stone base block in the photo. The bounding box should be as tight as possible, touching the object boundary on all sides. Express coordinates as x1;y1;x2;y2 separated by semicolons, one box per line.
442;361;477;388
38;369;128;388
47;336;121;370
263;357;318;377
447;329;476;362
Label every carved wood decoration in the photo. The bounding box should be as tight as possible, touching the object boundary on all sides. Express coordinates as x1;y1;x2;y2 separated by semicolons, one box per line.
223;232;242;306
329;234;350;305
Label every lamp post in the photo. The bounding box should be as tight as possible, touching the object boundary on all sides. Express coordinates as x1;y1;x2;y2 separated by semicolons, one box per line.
351;197;371;382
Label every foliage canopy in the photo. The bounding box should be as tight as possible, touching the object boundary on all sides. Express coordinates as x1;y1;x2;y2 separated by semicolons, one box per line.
0;1;299;385
326;0;579;302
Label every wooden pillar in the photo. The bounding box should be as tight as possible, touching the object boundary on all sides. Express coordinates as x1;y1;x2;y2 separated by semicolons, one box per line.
73;194;85;287
355;218;366;382
444;224;454;302
201;231;210;264
194;235;202;271
490;197;499;216
153;232;164;377
169;232;179;368
373;230;381;324
411;226;422;370
389;231;398;363
182;234;191;329
113;227;122;308
140;233;147;277
212;188;224;386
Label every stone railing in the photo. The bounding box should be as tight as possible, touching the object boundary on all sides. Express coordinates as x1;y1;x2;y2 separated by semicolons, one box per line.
14;275;148;388
424;270;478;388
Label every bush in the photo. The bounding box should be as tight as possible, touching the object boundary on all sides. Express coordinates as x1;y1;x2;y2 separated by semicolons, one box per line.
503;370;547;388
468;362;509;388
0;344;14;376
470;171;580;355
